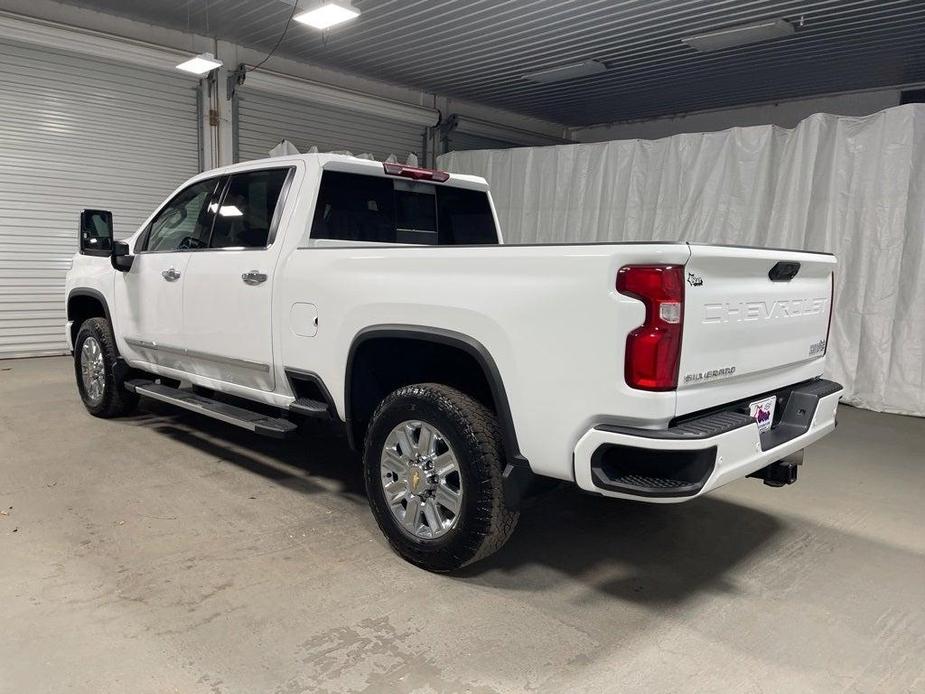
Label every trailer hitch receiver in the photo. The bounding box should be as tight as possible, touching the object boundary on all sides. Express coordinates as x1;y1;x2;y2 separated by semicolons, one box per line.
749;449;804;487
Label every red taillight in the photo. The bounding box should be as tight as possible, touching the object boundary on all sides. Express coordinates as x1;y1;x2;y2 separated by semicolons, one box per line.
383;162;450;182
616;265;685;391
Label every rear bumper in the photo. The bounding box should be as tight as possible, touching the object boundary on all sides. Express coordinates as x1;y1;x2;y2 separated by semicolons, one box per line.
573;379;843;503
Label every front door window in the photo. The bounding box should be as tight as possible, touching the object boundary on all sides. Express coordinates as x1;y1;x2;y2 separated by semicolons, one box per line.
145;179;220;252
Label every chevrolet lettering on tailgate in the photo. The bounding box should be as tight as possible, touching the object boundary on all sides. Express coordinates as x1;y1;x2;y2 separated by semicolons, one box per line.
703;297;828;324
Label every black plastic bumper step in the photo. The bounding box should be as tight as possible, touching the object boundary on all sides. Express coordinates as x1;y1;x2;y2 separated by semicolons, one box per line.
612;474;697;491
289;397;330;418
126;380;298;439
598;410;753;440
590;444;717;498
596;377;843;446
602;473;704;497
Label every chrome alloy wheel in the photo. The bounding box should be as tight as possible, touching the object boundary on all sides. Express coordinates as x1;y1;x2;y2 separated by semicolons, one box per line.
380;420;463;540
79;336;106;405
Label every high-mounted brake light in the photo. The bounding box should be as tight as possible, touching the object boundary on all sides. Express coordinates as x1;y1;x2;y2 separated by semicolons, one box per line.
616;265;685;391
382;162;450;182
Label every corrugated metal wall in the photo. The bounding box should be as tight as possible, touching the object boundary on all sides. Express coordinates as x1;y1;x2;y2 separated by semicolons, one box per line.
0;39;199;358
236;88;424;162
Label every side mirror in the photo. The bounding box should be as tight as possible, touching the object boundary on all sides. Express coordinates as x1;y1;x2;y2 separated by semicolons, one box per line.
79;209;114;256
111;240;135;272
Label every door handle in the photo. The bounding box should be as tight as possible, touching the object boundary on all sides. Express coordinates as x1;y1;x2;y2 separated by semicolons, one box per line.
242;270;268;285
161;267;181;281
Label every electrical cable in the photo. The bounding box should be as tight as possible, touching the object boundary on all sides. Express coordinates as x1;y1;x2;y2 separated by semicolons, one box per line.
248;1;300;72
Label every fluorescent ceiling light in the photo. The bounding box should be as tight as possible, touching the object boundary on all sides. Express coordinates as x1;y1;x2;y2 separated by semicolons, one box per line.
176;52;223;75
523;59;607;84
682;19;794;52
294;2;360;30
449;115;572;147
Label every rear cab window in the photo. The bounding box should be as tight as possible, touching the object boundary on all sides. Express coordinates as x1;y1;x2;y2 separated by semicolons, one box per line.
309;170;498;246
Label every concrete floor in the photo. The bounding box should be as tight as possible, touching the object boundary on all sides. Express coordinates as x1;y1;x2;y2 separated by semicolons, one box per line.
1;357;923;694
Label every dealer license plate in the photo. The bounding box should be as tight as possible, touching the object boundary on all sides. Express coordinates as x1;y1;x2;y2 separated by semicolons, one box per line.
749;396;777;433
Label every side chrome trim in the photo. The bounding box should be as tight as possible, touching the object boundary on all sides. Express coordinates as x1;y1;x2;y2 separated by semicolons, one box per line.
125;337;156;350
124;337;270;373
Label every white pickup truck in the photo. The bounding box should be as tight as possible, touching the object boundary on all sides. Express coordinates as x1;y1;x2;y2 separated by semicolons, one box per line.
66;153;842;571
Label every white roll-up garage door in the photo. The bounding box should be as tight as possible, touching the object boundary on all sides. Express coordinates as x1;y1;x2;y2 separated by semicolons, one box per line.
0;38;199;359
236;89;425;163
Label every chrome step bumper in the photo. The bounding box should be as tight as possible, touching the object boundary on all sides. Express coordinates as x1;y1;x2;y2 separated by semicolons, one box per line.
573;379;843;502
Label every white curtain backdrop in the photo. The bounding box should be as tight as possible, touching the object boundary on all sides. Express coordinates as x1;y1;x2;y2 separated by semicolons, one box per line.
439;105;925;417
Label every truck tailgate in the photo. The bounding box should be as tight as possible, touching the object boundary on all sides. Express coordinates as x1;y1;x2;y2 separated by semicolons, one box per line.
676;245;835;416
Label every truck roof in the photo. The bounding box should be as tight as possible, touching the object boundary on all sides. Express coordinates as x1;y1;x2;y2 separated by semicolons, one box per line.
196;152;489;190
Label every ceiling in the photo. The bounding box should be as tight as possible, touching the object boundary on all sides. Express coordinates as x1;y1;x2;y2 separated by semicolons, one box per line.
61;0;925;126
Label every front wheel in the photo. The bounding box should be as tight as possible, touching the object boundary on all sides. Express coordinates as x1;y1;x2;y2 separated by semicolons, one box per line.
73;317;138;418
363;383;518;572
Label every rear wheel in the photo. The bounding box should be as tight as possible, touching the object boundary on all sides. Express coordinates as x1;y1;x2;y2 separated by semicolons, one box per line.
363;383;518;572
74;317;138;418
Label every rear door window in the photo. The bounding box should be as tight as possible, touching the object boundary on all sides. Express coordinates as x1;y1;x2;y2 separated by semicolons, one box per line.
309;171;498;245
209;168;290;249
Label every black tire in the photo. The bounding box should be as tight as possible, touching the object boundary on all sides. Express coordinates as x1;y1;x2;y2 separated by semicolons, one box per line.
73;317;139;418
363;383;518;572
